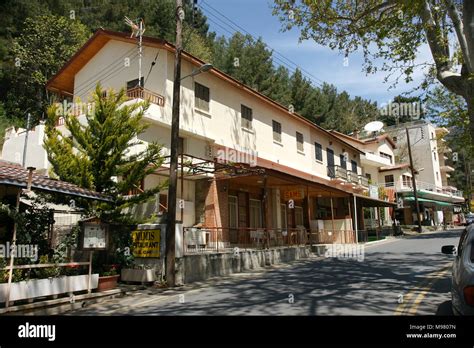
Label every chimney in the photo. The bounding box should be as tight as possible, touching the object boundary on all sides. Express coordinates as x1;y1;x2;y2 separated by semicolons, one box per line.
353;130;359;139
26;167;36;191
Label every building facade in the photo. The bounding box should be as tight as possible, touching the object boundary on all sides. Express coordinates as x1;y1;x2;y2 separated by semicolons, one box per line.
3;30;398;248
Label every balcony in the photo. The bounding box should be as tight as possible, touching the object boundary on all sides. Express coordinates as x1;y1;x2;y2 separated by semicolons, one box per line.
327;165;347;181
358;176;369;188
361;152;392;167
126;86;165;107
347;171;359;185
440;165;455;173
381;180;464;200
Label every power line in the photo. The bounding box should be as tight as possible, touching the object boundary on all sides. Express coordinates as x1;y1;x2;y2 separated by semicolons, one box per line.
199;0;327;88
73;46;137;96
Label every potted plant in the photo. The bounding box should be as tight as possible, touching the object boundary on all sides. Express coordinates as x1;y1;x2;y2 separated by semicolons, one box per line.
97;264;120;291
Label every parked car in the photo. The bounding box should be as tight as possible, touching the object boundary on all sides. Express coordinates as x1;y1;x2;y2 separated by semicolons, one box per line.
464;213;474;226
442;226;474;315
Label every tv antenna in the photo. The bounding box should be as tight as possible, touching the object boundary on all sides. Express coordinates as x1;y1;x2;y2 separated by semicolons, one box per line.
124;16;146;88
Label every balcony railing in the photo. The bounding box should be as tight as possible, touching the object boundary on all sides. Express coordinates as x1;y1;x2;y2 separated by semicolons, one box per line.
358;176;369;187
379;180;463;197
126;86;165;106
347;171;359;184
327;165;347;180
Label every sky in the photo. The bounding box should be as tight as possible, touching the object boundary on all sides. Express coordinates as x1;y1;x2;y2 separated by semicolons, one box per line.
201;0;432;106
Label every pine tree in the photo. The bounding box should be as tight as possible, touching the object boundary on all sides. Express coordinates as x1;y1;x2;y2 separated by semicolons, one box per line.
44;84;166;216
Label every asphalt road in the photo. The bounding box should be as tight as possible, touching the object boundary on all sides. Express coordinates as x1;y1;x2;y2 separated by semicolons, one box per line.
69;229;463;316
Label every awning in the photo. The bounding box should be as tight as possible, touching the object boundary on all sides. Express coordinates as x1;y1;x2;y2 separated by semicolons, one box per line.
354;193;397;207
404;197;453;207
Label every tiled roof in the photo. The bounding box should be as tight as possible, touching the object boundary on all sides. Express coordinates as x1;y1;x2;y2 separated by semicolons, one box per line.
0;160;110;201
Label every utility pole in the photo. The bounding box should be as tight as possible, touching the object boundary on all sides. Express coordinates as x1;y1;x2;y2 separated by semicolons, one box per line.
22;113;31;168
406;127;422;233
166;0;183;287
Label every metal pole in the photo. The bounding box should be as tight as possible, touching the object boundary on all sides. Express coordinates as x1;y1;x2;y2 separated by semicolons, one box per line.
5;190;21;308
330;193;335;241
406;128;422;233
138;20;143;87
22;113;31;167
353;195;358;243
166;0;183;287
87;250;93;294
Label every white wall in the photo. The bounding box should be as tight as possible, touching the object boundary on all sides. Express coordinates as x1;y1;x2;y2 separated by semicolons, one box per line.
1;125;49;170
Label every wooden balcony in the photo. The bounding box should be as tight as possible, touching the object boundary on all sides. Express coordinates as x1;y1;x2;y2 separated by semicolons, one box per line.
126;86;165;107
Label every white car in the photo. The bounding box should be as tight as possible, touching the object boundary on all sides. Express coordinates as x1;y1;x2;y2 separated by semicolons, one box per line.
442;226;474;315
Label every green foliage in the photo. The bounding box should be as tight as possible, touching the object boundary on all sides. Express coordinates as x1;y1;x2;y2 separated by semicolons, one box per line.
34;255;60;279
5;15;89;123
211;32;379;132
272;0;474;141
44;84;166;217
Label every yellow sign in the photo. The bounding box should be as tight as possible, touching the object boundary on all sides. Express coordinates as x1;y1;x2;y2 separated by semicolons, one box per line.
131;229;161;258
283;189;303;201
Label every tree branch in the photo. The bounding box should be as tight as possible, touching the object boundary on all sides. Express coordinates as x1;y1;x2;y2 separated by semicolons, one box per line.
420;0;466;95
446;0;474;72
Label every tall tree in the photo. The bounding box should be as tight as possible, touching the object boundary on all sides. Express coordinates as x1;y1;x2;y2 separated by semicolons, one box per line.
44;84;166;217
5;15;89;123
273;0;474;142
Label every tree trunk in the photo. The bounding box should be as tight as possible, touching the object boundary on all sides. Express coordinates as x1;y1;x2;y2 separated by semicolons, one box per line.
467;96;474;143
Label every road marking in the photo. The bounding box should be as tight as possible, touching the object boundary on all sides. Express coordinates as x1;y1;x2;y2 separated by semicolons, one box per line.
394;263;451;315
407;267;450;315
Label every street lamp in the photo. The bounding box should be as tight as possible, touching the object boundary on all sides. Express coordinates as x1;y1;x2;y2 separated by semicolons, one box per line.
166;1;213;288
181;63;213;81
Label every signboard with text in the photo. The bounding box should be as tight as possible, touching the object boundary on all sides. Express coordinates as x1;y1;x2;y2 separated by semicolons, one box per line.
283;189;303;201
131;228;161;258
83;223;106;249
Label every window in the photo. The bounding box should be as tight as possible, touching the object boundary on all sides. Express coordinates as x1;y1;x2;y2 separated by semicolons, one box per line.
272;120;282;143
380;152;393;164
340;154;347;169
241;104;253;129
315;142;323;161
296;132;304;152
433;151;437;161
458;228;468;257
194;82;210;112
280;203;287;229
351;160;357;173
393;136;397;142
436;171;439;181
385;175;394;187
228;196;238;229
295;206;304;226
127;77;144;90
365;173;371;180
249;199;262;228
402;175;412;187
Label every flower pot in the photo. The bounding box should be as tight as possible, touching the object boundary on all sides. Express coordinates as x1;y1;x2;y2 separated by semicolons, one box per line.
97;274;120;291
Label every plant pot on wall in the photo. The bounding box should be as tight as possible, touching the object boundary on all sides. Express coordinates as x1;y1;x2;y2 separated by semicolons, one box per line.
97;274;120;291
